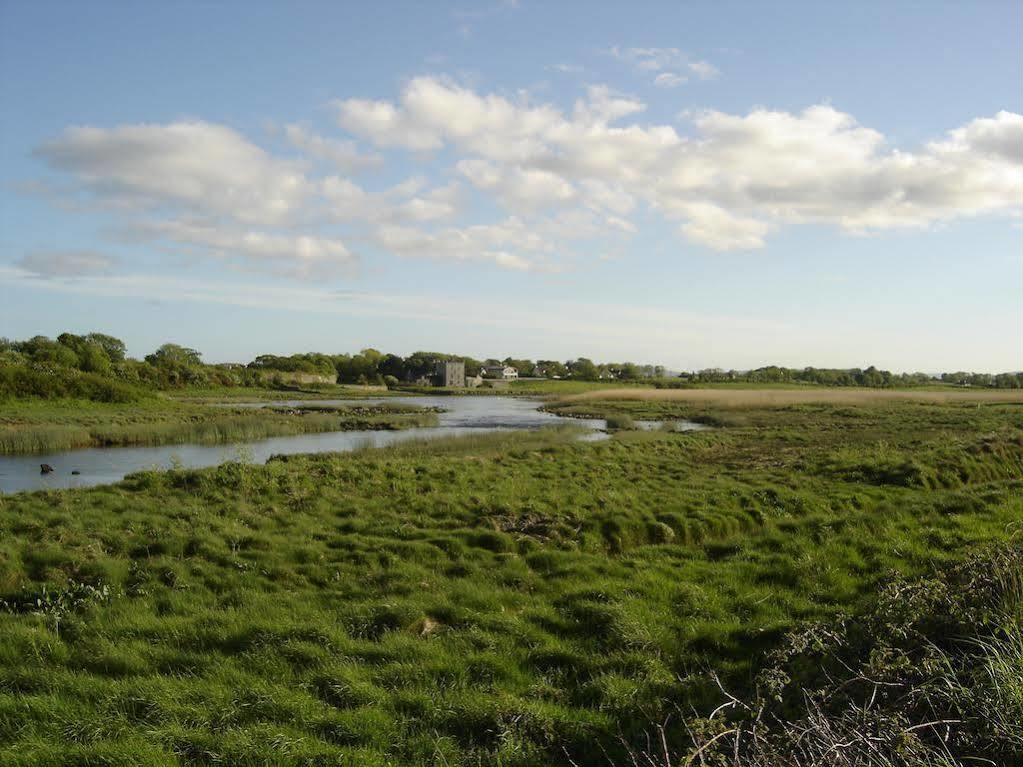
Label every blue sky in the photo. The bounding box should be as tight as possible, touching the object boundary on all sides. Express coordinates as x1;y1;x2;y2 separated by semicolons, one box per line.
1;1;1021;371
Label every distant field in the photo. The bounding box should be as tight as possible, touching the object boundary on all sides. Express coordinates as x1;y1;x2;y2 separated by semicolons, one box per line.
559;386;1023;407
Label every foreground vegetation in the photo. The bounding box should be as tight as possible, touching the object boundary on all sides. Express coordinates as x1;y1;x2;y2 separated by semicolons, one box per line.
0;400;437;454
633;541;1023;766
0;398;1021;764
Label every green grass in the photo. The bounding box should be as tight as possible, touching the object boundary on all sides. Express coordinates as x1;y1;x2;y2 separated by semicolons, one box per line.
0;399;438;454
0;401;1020;764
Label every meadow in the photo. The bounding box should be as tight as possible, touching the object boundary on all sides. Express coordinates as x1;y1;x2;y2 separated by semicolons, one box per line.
0;396;1021;765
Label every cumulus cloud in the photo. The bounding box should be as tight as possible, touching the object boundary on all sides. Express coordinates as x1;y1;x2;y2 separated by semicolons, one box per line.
16;250;119;278
284;124;380;172
319;175;460;224
334;97;445;151
457;159;576;210
35;122;310;225
335;77;564;162
335;77;1023;250
32;118;484;276
30;81;1023;281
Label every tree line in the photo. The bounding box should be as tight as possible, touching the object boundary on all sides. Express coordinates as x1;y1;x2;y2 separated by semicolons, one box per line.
675;365;1023;389
2;333;1021;393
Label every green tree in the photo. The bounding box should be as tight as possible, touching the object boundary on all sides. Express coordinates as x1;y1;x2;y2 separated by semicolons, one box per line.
567;358;598;380
78;343;112;374
21;336;79;367
146;344;203;368
85;333;127;363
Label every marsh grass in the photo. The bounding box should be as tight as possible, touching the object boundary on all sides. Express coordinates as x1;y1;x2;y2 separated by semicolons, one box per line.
0;401;1020;764
604;414;636;431
0;400;438;454
168;384;397;403
559;386;1023;407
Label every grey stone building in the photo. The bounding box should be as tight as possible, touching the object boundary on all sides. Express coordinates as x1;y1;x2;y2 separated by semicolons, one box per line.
434;360;466;387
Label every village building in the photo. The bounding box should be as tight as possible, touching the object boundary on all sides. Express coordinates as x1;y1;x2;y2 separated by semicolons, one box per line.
484;365;519;380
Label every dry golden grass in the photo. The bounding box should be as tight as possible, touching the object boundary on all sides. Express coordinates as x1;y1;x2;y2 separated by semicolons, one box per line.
559;387;1023;407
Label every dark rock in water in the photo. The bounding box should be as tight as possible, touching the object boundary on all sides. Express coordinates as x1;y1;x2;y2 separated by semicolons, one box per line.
40;464;54;474
71;470;81;475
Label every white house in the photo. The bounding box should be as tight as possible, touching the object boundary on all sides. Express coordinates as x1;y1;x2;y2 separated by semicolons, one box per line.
485;365;519;379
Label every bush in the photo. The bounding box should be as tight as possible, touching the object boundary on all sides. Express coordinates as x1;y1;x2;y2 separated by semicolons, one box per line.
0;364;150;403
663;541;1023;767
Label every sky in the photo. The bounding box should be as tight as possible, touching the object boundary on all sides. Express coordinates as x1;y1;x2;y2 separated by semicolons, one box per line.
1;1;1021;372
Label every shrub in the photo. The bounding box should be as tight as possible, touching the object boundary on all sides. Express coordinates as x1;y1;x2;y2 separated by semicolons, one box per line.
0;364;150;402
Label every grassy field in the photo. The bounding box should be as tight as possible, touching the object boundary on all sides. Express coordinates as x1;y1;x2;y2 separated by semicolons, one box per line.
0;399;438;454
0;398;1021;764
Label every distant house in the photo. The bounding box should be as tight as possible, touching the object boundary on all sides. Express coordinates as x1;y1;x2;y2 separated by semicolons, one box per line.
485;365;519;380
434;360;466;387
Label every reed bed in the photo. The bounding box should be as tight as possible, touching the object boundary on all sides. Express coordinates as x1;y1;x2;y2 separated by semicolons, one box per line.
559;386;1023;407
0;403;438;454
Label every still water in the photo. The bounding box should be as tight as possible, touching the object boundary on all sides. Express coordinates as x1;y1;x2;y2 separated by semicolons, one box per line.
0;396;703;494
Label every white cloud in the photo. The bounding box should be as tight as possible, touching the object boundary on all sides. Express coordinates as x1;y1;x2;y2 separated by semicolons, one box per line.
573;85;646;124
579;179;636;216
319;175;459;223
373;216;551;271
653;72;687;88
677;204;773;250
687;59;719;80
336;77;1023;249
284;124;380;172
457;159;576;210
124;219;357;278
30;81;1023;282
36;121;311;225
334;97;444;151
608;46;719;83
335;76;564;161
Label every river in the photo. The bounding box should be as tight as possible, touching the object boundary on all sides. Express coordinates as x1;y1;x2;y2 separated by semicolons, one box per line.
0;396;704;494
